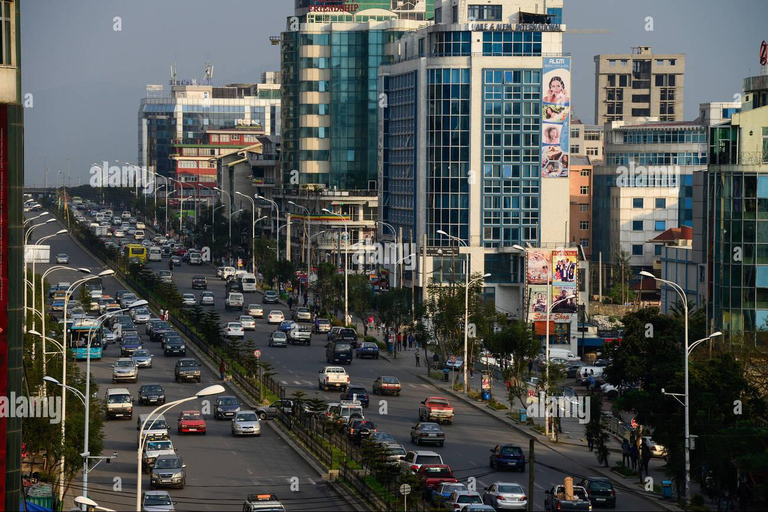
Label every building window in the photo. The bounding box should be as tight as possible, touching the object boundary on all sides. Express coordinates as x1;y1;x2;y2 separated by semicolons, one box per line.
452;4;458;22
580;238;589;247
632;244;644;256
570;128;580;139
435;7;442;22
580;169;590;177
419;38;424;57
632;220;643;231
210;134;219;142
763;127;768;163
579;221;589;230
655;220;666;231
655;198;666;209
468;5;502;21
571;144;580;153
633;198;644;208
231;135;240;141
0;1;11;66
579;204;589;212
655;245;663;256
586;147;599;156
585;131;601;141
220;134;230;142
579;186;589;195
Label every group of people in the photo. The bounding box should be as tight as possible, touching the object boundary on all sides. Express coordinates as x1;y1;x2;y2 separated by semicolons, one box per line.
158;308;169;321
621;438;653;478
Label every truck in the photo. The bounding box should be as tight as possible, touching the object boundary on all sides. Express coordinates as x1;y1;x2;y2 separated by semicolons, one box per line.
289;324;312;345
318;366;349;391
544;484;591;512
419;397;455;425
24;244;50;264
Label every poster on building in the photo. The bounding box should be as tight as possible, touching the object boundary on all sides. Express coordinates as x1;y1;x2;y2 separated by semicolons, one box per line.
552;284;578;313
528;285;549;315
541;57;571;178
552;248;578;284
525;249;551;284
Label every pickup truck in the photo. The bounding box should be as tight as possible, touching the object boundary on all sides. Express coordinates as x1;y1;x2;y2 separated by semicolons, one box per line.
225;292;244;311
418;464;458;491
289;325;312;345
544;485;591;512
318;366;349;391
419;397;455;424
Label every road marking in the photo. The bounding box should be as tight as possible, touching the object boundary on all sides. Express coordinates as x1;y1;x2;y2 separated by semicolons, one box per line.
468;460;477;466
308;478;317;485
304;381;313;386
294;381;302;385
534;483;544;490
247;468;253;475
232;451;238;456
280;380;288;385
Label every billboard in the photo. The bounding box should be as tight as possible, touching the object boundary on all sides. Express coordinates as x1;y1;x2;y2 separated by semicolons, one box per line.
541;57;571;178
552;284;578;313
552;248;578;284
525;249;551;285
528;285;548;315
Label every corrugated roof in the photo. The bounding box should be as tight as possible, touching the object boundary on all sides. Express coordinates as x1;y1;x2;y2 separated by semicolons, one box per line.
649;225;693;242
570;155;591;166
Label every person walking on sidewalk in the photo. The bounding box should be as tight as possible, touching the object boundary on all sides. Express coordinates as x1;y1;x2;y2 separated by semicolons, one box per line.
587;432;594;452
408;332;414;350
622;439;631;467
397;332;403;351
219;360;227;381
415;351;420;367
641;442;652;477
630;443;639;472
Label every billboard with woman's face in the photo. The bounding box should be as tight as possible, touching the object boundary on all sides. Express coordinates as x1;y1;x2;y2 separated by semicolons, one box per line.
526;249;551;285
541;57;571;178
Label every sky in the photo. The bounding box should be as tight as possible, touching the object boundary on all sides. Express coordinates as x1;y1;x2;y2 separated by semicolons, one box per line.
21;0;768;186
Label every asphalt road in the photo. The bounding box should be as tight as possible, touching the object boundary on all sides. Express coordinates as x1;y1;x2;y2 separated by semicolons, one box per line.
29;213;351;512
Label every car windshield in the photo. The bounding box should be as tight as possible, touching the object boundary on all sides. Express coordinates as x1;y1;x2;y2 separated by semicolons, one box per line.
443;484;466;493
498;484;524;494
383;377;399;384
588;480;613;491
181;412;203;420
373;432;395;442
387;446;406;456
228;323;242;328
183;294;195;299
134;350;150;357
145;419;167;429
155;322;170;330
144;494;173;506
153;458;181;469
424;467;451;476
237;413;258;422
340;329;356;336
501;446;522;456
146;441;172;451
458;495;482;504
273;332;286;339
239;317;254;322
429;399;449;406
107;394;131;404
115;360;134;367
142;385;162;393
202;292;213;297
134;308;149;315
317;319;330;324
417;455;442;465
348;387;366;395
178;360;197;367
219;397;238;406
334;343;352;352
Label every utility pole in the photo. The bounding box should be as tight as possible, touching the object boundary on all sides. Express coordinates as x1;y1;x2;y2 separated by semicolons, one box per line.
527;439;535;512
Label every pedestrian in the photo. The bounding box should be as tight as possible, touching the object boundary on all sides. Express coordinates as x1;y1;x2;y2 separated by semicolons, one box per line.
415;352;420;367
622;439;631;467
528;359;533;374
219;360;227;381
303;292;308;307
288;296;294;309
587;432;594;452
397;332;403;350
630;443;639;472
165;310;170;322
408;332;414;350
641;441;652;476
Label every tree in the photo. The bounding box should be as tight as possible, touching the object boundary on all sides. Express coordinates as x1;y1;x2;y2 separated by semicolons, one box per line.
483;320;540;410
315;262;342;317
584;392;610;467
347;274;374;332
376;287;410;335
274;260;297;289
611;246;632;305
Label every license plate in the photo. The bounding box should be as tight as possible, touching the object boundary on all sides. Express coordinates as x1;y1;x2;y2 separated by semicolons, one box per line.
428;433;437;437
161;479;172;483
188;428;197;431
149;398;157;402
596;498;605;502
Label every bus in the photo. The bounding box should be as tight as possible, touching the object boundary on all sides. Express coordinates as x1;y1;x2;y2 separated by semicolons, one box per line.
123;244;147;264
68;318;104;361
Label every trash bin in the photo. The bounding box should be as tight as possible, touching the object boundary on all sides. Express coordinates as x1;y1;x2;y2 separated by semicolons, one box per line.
443;368;450;381
661;481;672;499
481;389;491;400
519;409;527;422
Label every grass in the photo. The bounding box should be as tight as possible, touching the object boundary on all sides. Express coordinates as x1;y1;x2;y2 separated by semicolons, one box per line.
487;399;508;410
531;424;546;435
612;462;637;478
428;370;445;380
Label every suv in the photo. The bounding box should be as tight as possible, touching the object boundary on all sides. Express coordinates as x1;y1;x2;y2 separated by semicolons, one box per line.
332;328;359;348
112;358;138;383
174;359;201;383
225;292;244;311
105;388;133;419
325;400;364;427
578;477;616;508
191;275;207;289
326;341;353;365
138;384;166;406
149;454;186;490
142;439;175;474
213;396;241;420
263;290;279;304
400;450;445;474
188;251;202;265
489;444;526;472
242;494;285;512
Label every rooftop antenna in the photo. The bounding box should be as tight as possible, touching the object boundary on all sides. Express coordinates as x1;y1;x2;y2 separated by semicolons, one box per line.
204;61;214;84
170;63;178;86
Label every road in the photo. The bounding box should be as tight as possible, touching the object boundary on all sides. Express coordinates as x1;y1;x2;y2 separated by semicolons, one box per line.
29;213;351;512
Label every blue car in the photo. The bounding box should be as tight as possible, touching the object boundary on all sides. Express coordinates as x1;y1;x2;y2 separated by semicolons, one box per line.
120;335;143;357
355;341;380;359
339;385;369;408
431;482;468;505
278;321;295;333
489;444;526;472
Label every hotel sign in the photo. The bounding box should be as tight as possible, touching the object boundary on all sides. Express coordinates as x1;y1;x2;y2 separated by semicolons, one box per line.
309;0;359;12
468;23;562;32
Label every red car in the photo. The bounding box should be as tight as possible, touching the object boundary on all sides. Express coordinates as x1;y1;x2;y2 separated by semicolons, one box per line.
417;464;458;491
177;410;206;435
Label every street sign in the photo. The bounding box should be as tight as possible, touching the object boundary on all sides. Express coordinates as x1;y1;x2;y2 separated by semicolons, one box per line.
253;350;261;358
426;246;459;257
399;484;411;496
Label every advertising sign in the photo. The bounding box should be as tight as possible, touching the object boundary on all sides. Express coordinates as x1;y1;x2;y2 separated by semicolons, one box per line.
528;285;548;315
541;57;571;178
525;249;551;284
552;284;578;313
552;248;578;284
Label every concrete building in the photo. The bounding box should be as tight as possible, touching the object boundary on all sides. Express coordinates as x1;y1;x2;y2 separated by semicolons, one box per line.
569;118;603;162
594;46;685;124
569;155;593;259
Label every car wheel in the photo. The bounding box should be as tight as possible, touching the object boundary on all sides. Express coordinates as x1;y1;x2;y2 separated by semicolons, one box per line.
259;412;267;421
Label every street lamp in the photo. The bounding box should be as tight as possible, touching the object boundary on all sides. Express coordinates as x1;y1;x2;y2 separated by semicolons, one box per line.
24;218;57;325
24;212;49;226
640;270;704;505
213;187;234;243
393;253;416;289
136;385;225;511
289;201;311;298
43;375;85;405
235;192;257;274
29;229;68;331
323;208;349;325
75;495;116;512
256;195;280;260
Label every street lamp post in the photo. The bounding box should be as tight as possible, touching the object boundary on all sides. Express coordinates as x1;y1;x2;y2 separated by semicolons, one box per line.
235;192;256;274
136;385;225;511
164;190;176;236
289;201;311;298
213;187;234;243
376;221;398;287
256;195;280;260
29;229;68;333
24;218;57;326
323;209;349;325
544;293;576;440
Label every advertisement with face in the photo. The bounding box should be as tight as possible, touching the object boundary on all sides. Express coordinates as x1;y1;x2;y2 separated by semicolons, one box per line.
526;249;551;285
541;57;571;178
528;285;549;315
552;284;578;313
552;249;578;284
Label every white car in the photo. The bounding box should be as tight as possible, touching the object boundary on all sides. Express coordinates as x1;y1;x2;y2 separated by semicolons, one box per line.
642;437;668;458
225;322;245;339
136;221;146;230
267;310;285;324
200;292;215;306
182;293;197;307
231;410;261;436
131;307;152;324
55;253;69;264
247;304;264;318
238;315;256;331
114;230;125;238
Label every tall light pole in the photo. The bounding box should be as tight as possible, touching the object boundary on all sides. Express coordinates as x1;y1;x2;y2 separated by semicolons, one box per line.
235;192;256;273
164;190;176;236
394;253;416;290
29;229;68;332
289;201;311;297
323;209;349;324
377;221;398;287
256;195;280;260
212;204;225;243
308;231;326;288
136;385;225;511
24;212;49;226
24;218;57;327
213;187;234;243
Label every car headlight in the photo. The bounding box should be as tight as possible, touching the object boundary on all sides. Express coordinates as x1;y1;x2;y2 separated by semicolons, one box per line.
179;345;185;350
172;472;183;480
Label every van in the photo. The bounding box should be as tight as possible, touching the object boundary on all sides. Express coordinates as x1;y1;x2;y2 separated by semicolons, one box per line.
549;348;579;361
188;251;202;265
134;230;145;241
137;413;169;446
122;210;132;220
221;267;236;280
148;246;162;262
326;341;354;365
105;388;133;420
240;273;257;293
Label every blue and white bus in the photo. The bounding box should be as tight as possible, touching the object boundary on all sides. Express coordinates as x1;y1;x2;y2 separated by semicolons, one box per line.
68;318;104;361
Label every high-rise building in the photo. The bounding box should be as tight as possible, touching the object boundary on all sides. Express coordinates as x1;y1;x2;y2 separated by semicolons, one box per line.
379;0;572;321
569;156;593;260
594;46;685;124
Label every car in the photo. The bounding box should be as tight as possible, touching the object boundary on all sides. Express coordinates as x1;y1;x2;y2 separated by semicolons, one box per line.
112;358;138;383
578;477;616;508
445;356;464;370
370;431;397;443
200;291;215;306
174;358;201;383
340;385;370;408
181;293;197;307
381;442;407;471
225;292;244;311
347;419;377;445
157;330;180;348
489;444;526;472
188;252;202;265
449;491;484;511
101;326;116;346
268;310;285;324
325;400;363;426
642;437;668;458
292;307;312;322
225;322;245;339
373;376;402;396
400;450;444;474
268;331;288;347
232;410;262;436
255;399;294;421
278;320;295;333
158;270;173;284
566;361;588;379
356;341;380;359
242;493;285;512
114;230;125;238
177;410;206;435
214;396;241;420
141;490;176;512
263;290;279;304
419;397;454;424
55;253;69;264
313;318;331;334
191;275;207;289
247;304;264;318
331;328;359;348
170;255;182;266
132;349;153;368
418;464;458;491
221;266;236;280
142;439;175;473
137;384;166;406
433;482;468;505
482;482;528;510
149;454;186;490
238;315;257;330
411;422;445;446
131;307;152;324
163;337;186;357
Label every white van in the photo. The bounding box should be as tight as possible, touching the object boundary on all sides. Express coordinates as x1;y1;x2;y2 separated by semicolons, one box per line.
137;413;169;446
241;273;257;293
221;267;236;280
134;230;145;241
148;246;162;262
548;348;579;361
105;388;133;420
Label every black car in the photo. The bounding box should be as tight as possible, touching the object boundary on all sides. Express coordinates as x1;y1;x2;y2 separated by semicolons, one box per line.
410;422;445;447
174;359;201;383
332;328;359;348
340;385;370;408
158;330;181;348
213;396;241;420
191;275;207;290
348;419;377;445
579;477;616;508
138;384;166;406
163;337;186;357
255;399;294;420
149;321;172;342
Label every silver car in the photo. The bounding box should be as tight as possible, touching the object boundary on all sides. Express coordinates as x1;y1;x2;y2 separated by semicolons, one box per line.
182;293;197;306
149;454;186;489
231;410;261;436
200;291;215;306
132;349;153;368
482;482;528;510
112;358;138;383
141;490;176;511
131;307;152;324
